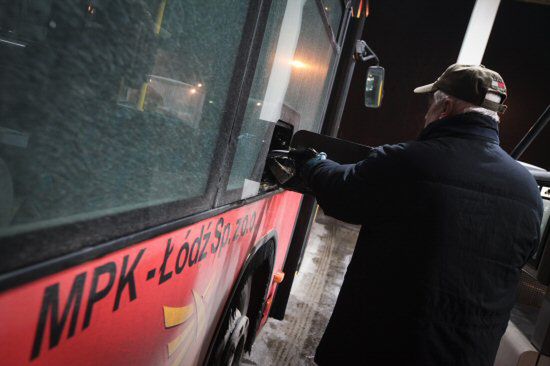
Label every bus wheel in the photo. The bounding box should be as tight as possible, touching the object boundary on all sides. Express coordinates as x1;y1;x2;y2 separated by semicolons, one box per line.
221;308;249;365
216;277;252;365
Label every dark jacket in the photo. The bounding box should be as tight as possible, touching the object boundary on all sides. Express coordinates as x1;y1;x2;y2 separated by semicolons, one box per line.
306;112;543;366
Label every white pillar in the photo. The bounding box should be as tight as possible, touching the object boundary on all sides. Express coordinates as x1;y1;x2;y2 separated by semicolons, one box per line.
457;0;501;65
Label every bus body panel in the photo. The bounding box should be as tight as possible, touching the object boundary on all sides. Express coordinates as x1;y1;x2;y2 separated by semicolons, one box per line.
0;191;301;366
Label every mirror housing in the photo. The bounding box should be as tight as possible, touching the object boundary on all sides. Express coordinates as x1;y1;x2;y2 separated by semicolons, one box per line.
364;66;385;108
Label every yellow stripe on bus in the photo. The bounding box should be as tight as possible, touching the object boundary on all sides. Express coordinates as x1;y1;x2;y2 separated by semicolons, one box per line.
163;304;194;328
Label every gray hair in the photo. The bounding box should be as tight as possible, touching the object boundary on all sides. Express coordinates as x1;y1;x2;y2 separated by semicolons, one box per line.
433;90;500;122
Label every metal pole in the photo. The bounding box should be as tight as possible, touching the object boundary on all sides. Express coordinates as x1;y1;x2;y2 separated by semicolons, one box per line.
510;105;550;160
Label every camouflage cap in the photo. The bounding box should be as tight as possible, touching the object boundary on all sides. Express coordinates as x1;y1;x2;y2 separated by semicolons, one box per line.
414;64;508;113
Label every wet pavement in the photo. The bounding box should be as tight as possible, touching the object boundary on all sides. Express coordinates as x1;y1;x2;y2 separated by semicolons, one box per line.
242;211;359;366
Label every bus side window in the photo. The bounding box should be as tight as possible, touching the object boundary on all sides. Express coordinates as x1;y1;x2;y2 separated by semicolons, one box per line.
221;0;341;204
0;0;252;237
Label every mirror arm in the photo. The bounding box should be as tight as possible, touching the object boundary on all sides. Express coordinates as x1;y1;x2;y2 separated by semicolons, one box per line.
354;40;380;65
361;55;378;64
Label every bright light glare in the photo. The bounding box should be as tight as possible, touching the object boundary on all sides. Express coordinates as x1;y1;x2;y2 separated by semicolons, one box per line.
190;88;197;94
289;59;308;69
256;102;262;106
457;0;501;65
197;83;203;87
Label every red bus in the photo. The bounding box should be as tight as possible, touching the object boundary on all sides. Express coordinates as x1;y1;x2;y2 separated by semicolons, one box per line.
0;1;369;365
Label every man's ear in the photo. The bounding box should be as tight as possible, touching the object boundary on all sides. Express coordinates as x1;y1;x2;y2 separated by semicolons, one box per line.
439;99;453;119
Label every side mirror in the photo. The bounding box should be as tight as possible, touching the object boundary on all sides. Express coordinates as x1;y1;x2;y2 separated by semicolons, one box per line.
364;66;385;108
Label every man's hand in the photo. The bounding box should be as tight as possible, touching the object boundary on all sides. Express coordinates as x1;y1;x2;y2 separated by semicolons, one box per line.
289;147;328;177
266;148;317;185
289;147;320;171
266;147;326;194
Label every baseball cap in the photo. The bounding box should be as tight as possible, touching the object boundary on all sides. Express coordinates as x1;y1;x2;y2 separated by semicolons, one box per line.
414;64;508;113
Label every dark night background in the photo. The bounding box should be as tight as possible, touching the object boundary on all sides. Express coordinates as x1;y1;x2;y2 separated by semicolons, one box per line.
338;0;550;169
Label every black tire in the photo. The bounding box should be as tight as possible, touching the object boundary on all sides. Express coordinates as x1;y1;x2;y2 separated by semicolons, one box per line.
211;276;252;366
235;276;252;317
221;309;249;366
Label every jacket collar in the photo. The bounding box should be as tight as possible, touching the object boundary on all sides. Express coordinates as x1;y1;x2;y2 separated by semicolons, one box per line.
418;112;500;144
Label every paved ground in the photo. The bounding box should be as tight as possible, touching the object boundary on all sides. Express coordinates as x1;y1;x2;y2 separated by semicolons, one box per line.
242;211;359;366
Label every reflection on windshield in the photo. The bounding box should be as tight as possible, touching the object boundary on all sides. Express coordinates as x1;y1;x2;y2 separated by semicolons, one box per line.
120;75;206;128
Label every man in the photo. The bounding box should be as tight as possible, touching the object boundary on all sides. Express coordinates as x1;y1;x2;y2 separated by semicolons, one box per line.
296;64;543;365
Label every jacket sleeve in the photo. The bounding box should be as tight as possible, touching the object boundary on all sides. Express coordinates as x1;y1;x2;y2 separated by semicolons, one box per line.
301;144;406;224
